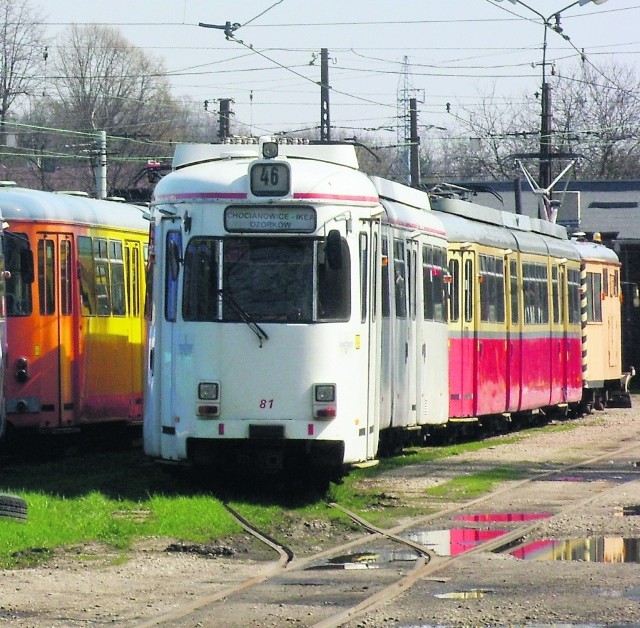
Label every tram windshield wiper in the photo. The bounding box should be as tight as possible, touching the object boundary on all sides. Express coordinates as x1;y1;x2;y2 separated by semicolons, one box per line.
217;287;269;346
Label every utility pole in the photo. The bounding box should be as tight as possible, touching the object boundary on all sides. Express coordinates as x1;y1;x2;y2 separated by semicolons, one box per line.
409;98;420;187
96;130;107;199
218;99;233;141
320;48;330;142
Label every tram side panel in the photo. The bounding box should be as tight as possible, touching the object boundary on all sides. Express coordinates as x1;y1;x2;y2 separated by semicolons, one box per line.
574;239;624;407
3;199;147;433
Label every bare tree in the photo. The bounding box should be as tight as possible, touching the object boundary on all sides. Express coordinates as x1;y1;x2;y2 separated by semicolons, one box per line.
444;62;640;184
0;0;47;140
45;24;183;194
554;62;640;180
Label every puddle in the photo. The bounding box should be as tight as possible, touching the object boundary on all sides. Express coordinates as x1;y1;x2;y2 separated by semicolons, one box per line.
405;528;508;556
454;512;551;523
511;537;640;562
434;588;491;599
306;549;419;570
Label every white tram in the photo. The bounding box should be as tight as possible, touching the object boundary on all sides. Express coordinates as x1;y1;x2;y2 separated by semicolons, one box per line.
143;138;449;470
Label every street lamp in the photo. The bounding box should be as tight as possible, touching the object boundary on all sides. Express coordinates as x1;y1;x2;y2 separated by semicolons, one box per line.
502;0;608;192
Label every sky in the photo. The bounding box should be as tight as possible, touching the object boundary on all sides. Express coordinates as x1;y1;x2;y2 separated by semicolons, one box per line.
28;0;640;143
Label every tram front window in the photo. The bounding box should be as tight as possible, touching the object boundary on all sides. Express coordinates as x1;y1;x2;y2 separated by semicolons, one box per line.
182;236;350;323
4;233;33;316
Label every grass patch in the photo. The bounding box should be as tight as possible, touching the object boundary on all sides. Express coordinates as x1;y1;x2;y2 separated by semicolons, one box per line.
0;418;583;567
425;466;525;501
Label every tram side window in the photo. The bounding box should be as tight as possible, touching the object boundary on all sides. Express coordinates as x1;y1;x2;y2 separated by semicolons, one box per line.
479;254;505;323
551;266;560;324
60;240;72;315
182;237;218;321
464;258;473;322
522;262;549;324
164;231;182;322
110;240;126;316
5;233;33;316
317;236;350;321
381;236;390;318
422;245;447;322
568;268;581;324
393;239;407;318
93;238;111;316
509;259;518;325
38;239;55;315
448;258;459;322
586;271;603;322
359;232;368;324
78;236;95;316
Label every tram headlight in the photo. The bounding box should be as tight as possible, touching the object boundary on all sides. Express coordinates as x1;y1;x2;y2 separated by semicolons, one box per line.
313;383;337;420
315;384;335;403
15;356;29;383
262;141;279;159
198;382;219;401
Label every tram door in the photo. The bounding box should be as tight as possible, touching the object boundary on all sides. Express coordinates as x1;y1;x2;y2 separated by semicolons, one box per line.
448;249;476;417
364;223;381;459
505;256;521;412
37;233;75;427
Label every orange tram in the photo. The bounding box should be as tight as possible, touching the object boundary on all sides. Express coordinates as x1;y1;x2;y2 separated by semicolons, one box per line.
0;186;148;438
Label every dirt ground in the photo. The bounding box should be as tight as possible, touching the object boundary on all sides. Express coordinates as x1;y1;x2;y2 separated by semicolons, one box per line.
2;401;640;627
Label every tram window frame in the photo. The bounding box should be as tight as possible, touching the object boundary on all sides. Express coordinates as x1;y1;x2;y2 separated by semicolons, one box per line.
559;265;567;325
551;265;560;324
586;271;603;322
60;239;73;315
128;244;140;318
317;235;351;322
359;232;368;324
463;258;473;323
78;236;95;316
110;240;126;316
603;269;609;297
422;244;447;323
522;261;549;325
5;232;33;317
568;268;581;324
371;232;378;321
479;254;505;323
182;237;219;321
381;236;390;318
93;238;111;316
393;238;407;319
165;231;182;322
37;239;56;315
509;259;518;325
448;258;460;323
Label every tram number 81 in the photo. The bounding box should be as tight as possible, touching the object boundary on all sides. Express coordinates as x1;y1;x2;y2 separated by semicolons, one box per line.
259;399;274;409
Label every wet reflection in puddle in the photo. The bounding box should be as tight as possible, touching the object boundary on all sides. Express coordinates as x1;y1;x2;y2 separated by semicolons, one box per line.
512;537;640;562
454;512;552;523
434;589;490;599
405;528;508;556
306;549;419;570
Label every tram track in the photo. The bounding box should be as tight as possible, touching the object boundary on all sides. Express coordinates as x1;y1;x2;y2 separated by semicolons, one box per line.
138;438;640;627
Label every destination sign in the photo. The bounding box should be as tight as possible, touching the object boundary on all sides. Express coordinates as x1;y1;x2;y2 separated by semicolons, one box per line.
225;206;316;233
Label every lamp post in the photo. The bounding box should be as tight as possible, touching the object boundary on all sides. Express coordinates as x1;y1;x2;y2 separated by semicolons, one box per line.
503;0;608;192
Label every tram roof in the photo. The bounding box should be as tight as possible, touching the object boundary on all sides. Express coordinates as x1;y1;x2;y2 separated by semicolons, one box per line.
572;238;620;264
0;187;149;231
172;142;360;170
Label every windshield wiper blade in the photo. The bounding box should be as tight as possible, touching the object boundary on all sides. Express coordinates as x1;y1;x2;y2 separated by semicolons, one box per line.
218;288;269;346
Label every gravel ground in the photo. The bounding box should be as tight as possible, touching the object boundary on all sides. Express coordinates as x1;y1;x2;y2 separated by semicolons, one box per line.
1;401;640;627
